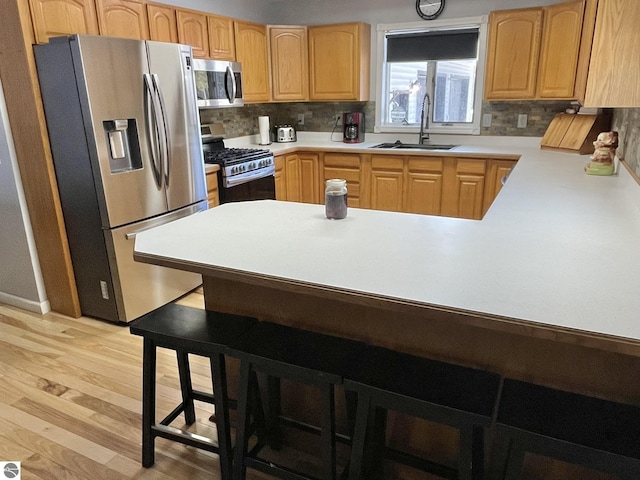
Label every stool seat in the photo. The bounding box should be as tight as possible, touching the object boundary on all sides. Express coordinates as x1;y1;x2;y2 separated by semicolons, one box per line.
129;304;259;480
492;379;640;479
344;345;501;480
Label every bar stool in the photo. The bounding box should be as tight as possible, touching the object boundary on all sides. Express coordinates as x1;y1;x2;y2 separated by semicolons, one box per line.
491;378;640;480
229;320;367;480
344;345;501;480
129;303;262;480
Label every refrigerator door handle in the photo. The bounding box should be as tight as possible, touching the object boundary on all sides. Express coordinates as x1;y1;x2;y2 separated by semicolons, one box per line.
143;73;163;189
225;65;236;104
151;73;171;188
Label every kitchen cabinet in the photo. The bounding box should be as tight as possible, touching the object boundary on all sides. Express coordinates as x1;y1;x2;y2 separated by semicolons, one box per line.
234;20;271;103
442;158;486;220
282;153;320;204
405;157;444;216
205;169;220;208
269;26;309;102
540;112;611;154
368;155;405;212
308;22;370;101
29;0;99;44
584;0;640;107
147;2;177;43
485;0;596;101
322;153;364;208
176;8;209;58
96;0;149;40
482;159;517;216
207;14;235;61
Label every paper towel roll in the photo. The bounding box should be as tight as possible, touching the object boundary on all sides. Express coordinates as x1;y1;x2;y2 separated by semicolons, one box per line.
258;116;271;145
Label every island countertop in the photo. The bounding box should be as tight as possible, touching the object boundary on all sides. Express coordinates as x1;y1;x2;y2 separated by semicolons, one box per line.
134;136;640;356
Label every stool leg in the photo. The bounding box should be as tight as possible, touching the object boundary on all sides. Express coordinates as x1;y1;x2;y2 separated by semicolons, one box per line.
320;383;337;480
142;338;156;467
503;441;525;480
266;375;283;450
176;351;196;425
232;360;252;480
211;354;232;480
488;431;512;480
249;370;268;445
348;392;371;480
459;425;485;480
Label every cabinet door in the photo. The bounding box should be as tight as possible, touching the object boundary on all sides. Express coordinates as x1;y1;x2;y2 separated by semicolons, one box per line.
274;155;287;201
485;8;543;99
176;8;209;58
299;153;320;204
208;14;235;61
537;1;585;99
308;22;370;101
584;0;640;107
405;157;444;216
29;0;99;44
285;154;301;202
482;159;517;216
96;0;149;40
322;153;363;208
442;158;486;220
270;26;309;101
147;2;177;43
234;21;271;103
369;156;404;212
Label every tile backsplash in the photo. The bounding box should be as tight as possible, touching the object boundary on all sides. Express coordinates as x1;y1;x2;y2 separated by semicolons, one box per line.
199;100;568;139
612;108;640;178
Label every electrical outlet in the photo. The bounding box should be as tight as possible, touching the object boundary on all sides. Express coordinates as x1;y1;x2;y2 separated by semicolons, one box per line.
335;114;342;123
297;113;305;125
517;114;528;129
482;113;492;128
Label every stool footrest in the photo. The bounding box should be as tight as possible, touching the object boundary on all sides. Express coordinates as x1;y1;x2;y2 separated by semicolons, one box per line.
151;423;221;453
384;446;457;479
278;415;352;446
245;456;322;480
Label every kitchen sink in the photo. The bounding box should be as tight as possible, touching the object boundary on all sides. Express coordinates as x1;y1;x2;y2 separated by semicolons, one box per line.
371;141;458;151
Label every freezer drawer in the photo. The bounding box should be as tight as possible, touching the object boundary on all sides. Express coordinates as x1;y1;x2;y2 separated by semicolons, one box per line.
104;202;206;322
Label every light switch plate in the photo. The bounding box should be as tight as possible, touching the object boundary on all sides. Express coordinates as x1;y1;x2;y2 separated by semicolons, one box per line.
482;113;492;127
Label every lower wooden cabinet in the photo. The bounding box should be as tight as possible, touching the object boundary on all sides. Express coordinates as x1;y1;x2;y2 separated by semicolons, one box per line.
205;170;219;208
405;157;444;215
276;152;320;204
322;153;364;208
368;155;405;212
442;157;487;220
483;159;517;216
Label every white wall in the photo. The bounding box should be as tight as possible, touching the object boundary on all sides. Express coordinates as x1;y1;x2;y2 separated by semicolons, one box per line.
0;77;49;313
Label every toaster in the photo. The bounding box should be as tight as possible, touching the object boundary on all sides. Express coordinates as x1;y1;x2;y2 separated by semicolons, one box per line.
272;125;297;143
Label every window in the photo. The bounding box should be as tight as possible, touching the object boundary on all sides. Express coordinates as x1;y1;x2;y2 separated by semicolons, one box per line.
375;17;488;135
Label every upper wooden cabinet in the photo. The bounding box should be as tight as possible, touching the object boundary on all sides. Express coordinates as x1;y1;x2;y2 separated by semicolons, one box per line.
207;14;235;61
29;0;99;44
176;8;209;58
96;0;149;40
147;2;177;43
269;26;309;102
485;7;543;99
485;0;596;101
234;20;271;103
584;0;640;107
308;22;370;101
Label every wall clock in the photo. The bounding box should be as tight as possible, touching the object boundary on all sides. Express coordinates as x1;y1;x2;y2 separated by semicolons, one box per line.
416;0;445;20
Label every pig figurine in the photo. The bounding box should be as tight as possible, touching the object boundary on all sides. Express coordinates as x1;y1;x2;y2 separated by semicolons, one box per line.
585;131;618;176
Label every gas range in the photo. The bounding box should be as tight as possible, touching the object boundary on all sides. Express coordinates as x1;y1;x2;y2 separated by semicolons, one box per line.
202;136;274;188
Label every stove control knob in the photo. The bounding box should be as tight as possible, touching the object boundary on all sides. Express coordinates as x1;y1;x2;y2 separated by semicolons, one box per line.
231;166;236;174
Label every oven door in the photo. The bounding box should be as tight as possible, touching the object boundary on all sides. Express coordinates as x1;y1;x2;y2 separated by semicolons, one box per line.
219;175;275;204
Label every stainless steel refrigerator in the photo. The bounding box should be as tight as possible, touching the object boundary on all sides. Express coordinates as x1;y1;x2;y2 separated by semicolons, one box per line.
35;35;207;323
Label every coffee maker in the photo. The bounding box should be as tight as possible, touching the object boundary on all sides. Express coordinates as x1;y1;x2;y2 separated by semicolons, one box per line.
343;112;365;143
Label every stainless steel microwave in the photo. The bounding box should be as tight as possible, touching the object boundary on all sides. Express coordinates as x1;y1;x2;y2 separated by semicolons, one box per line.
192;59;244;108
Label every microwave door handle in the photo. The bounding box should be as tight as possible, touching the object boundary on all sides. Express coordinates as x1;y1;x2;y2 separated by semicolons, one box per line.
151;73;171;187
225;65;236;104
143;73;163;189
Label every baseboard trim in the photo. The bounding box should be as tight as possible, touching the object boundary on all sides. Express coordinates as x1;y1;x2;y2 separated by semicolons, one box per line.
0;291;50;314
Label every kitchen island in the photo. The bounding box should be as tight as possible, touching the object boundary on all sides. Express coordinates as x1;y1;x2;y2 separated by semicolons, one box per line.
135;138;640;474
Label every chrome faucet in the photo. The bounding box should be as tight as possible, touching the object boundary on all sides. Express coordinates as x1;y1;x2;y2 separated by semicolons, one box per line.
418;92;431;144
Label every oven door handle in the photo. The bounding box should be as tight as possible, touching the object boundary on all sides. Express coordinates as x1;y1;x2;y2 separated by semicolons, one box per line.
223;166;274;188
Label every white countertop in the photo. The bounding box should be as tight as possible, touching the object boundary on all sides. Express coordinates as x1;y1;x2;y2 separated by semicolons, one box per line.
138;134;640;346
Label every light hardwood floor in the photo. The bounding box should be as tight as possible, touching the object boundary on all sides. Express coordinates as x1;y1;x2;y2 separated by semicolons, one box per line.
0;288;284;479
